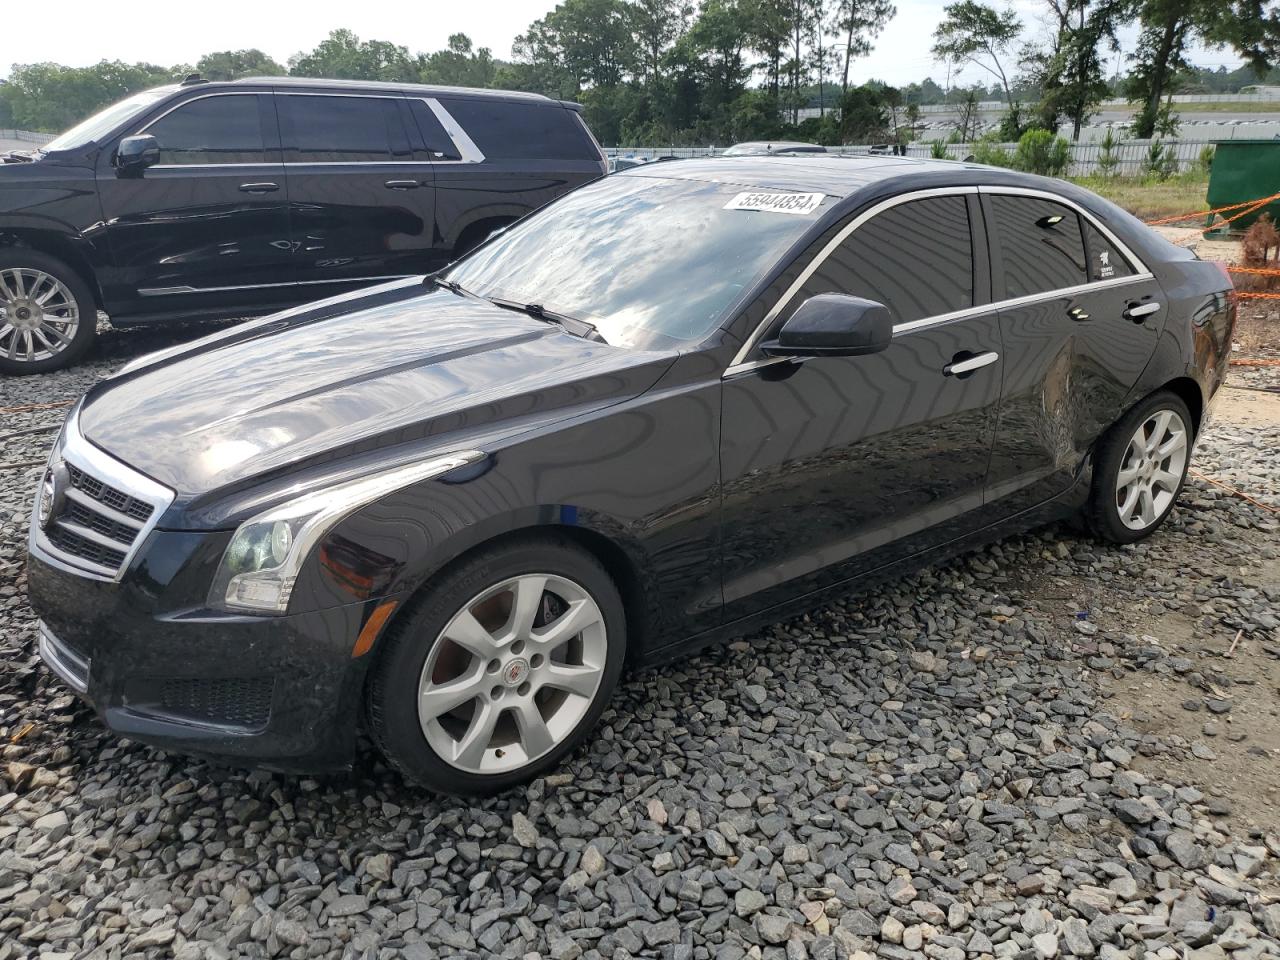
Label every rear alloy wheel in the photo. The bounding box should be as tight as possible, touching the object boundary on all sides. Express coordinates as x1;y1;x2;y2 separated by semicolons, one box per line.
0;251;97;375
1086;391;1193;544
368;538;626;795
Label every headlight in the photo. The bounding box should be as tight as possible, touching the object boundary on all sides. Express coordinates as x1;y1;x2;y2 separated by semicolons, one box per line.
209;451;484;614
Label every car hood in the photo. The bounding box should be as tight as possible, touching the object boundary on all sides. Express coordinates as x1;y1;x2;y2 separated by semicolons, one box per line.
79;287;674;507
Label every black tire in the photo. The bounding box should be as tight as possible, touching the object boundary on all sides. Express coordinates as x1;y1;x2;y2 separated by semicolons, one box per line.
367;536;626;795
0;249;97;375
1085;390;1194;544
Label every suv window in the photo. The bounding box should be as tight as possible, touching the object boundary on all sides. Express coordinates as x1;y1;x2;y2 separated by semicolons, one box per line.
408;100;462;160
145;95;266;165
988;195;1088;298
1083;223;1136;282
277;95;405;163
795;195;974;325
437;98;599;161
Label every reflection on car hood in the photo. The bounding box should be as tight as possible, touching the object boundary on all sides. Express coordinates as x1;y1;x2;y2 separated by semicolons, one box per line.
79;288;673;503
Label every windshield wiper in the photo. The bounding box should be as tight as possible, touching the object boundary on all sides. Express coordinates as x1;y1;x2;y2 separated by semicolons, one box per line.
432;276;467;295
488;297;605;342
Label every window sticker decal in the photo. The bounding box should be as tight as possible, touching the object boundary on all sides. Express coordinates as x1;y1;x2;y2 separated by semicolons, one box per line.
724;191;825;216
1098;249;1115;279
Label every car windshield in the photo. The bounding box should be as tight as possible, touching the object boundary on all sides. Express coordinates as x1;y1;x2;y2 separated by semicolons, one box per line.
42;87;173;153
444;174;829;348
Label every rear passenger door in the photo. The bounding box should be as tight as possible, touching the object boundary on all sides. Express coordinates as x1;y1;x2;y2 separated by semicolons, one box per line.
428;96;606;257
276;91;436;289
983;189;1165;513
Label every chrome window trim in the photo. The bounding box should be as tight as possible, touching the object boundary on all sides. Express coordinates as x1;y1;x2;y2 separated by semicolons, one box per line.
138;275;414;297
28;407;176;584
421;98;486;164
725;184;1156;375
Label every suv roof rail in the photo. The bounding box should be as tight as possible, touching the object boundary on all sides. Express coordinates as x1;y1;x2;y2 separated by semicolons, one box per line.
180;73;208;86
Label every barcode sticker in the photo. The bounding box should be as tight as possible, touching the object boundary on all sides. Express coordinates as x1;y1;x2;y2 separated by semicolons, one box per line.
724;191;825;216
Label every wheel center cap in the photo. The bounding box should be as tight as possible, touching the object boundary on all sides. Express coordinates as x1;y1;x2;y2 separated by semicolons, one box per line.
9;301;40;329
503;657;530;687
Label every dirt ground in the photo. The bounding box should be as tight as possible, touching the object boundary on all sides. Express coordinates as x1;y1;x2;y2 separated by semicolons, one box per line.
1101;387;1280;834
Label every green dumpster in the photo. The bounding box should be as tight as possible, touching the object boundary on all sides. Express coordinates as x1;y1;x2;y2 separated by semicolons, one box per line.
1204;138;1280;236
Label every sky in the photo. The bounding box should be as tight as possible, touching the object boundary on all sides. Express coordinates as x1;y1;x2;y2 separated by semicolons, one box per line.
4;0;1245;89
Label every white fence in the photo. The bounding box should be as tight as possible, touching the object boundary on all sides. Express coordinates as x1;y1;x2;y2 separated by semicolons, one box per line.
606;138;1221;177
0;129;56;144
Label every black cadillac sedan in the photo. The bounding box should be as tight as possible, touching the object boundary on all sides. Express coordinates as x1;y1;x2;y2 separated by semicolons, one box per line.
27;156;1235;794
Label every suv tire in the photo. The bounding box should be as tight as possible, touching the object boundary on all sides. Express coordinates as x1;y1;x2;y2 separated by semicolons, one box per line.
0;250;97;375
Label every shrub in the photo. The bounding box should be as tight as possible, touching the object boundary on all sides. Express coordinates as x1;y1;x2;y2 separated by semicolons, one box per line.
930;140;951;160
1196;144;1215;175
1013;128;1071;177
1096;129;1119;177
971;132;1012;167
1142;141;1178;181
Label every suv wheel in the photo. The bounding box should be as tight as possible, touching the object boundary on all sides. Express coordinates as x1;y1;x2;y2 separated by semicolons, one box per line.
1086;390;1193;544
367;537;626;795
0;250;97;375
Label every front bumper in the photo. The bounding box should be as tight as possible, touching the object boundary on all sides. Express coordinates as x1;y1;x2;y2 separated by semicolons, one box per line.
27;540;391;773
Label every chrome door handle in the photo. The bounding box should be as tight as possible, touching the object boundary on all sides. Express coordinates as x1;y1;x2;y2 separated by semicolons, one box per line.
238;182;278;193
1068;306;1091;321
944;351;999;376
384;179;420;190
1124;301;1161;321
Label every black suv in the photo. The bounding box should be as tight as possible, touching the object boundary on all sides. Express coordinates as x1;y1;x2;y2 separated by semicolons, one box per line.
0;77;606;374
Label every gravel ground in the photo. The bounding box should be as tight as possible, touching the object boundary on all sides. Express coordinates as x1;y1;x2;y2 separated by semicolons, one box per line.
1;326;1278;960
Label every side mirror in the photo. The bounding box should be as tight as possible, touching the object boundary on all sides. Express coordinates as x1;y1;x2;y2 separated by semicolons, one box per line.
760;294;893;358
115;135;160;177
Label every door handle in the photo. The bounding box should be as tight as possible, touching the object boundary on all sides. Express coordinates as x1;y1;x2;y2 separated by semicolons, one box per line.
943;351;999;377
1124;301;1161;322
384;179;420;190
1068;305;1091;321
239;182;278;193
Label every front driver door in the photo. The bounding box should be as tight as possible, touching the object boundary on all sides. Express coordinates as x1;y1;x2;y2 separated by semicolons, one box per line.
719;191;1005;618
97;91;295;318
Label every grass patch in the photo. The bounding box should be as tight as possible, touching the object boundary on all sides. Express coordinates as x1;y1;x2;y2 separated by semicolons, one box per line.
1067;174;1209;221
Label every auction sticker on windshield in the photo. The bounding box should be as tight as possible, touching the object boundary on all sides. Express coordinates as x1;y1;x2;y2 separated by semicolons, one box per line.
724;191;825;216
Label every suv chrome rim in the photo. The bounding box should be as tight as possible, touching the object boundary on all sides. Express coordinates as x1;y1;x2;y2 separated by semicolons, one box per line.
1116;409;1188;531
0;268;79;363
418;573;607;774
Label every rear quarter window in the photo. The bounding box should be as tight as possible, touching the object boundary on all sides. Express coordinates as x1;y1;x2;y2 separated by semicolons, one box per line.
438;98;599;161
1083;223;1137;282
988;195;1089;298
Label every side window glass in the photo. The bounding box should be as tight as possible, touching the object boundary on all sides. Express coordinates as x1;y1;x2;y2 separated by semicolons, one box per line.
1083;223;1136;282
146;95;266;165
437;98;599;160
409;101;462;160
989;195;1088;298
796;195;974;325
278;95;399;163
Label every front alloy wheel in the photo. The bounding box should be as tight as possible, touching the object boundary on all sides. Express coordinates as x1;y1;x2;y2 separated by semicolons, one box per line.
0;251;97;375
368;537;626;795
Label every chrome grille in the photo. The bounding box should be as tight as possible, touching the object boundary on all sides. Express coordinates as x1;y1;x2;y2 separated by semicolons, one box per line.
29;408;174;582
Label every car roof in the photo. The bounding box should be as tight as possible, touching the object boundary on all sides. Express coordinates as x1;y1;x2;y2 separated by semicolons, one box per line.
220;76;554;103
619;154;1076;201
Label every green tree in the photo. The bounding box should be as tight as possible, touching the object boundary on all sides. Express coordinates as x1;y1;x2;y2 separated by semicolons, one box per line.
1126;0;1280;139
420;34;498;87
513;0;640;94
832;0;896;96
1013;127;1071;174
932;2;1024;131
1;60;176;133
195;49;286;81
838;82;891;141
289;28;418;82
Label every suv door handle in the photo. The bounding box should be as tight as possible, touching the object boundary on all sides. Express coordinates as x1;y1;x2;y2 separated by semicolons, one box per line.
1068;305;1091;321
1124;301;1161;322
238;182;278;193
943;351;999;377
384;179;420;190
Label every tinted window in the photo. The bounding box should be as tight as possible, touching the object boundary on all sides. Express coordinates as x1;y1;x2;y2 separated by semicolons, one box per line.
438;98;598;160
797;195;974;324
445;175;825;347
989;195;1088;298
1084;223;1136;282
408;100;461;160
146;95;265;165
278;95;402;163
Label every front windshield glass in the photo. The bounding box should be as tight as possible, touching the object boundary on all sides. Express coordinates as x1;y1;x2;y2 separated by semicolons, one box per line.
444;174;830;348
43;87;173;152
